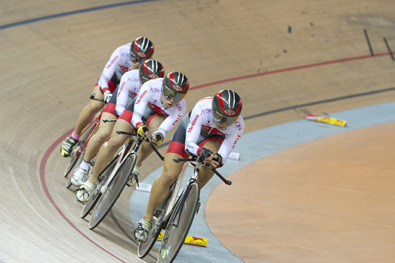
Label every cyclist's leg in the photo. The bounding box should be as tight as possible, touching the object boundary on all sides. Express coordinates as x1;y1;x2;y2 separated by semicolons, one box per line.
135;114;167;168
83;112;117;163
87;118;133;185
196;139;221;188
73;84;105;136
143;152;185;222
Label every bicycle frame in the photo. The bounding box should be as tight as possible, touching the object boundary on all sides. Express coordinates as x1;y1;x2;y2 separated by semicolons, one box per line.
75;112;102;159
100;131;164;193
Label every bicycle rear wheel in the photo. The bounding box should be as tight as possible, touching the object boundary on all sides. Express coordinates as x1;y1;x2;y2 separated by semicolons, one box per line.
65;147;86;188
158;181;200;263
81;154;119;219
88;153;136;230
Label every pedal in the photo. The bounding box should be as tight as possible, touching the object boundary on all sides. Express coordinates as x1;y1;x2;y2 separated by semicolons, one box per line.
126;173;139;187
196;201;201;215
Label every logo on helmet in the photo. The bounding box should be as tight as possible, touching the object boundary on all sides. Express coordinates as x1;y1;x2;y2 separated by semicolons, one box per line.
149;74;158;79
224;110;236;116
137;52;147;58
172;85;183;91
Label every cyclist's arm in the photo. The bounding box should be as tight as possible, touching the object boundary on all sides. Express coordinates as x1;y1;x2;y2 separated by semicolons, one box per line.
217;117;245;164
97;47;121;94
153;100;187;139
131;88;149;128
185;107;204;156
115;75;130;115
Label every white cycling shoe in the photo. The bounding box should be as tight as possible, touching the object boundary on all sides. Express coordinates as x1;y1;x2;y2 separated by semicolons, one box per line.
76;180;94;203
71;167;88;186
134;219;152;243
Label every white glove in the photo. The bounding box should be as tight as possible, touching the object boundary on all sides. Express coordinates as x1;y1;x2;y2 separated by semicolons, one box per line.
104;90;112;103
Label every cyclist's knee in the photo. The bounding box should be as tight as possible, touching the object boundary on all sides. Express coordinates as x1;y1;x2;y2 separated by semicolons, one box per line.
160;170;178;186
106;136;124;151
86;100;103;114
96;129;111;143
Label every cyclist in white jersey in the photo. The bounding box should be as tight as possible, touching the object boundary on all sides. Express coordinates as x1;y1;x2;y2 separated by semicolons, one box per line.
60;37;155;158
76;72;190;202
134;89;244;242
70;59;165;187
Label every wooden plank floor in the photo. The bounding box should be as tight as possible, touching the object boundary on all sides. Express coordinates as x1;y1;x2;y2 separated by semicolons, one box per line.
1;0;395;262
207;122;395;262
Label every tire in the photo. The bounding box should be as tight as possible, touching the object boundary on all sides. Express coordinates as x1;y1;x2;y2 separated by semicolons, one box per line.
63;118;97;179
65;148;85;188
63;146;80;178
137;178;182;259
158;182;200;263
81;154;119;219
88;153;136;230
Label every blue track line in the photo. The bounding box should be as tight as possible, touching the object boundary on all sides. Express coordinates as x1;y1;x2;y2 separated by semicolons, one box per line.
0;0;159;30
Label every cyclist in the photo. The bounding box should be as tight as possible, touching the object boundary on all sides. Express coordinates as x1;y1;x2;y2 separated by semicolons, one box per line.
134;89;244;242
60;37;155;158
70;59;165;186
76;72;190;202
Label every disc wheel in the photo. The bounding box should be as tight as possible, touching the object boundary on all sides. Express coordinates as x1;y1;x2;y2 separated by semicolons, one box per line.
158;182;200;263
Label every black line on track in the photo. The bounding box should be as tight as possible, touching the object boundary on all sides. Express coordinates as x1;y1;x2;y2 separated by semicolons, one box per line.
364;29;374;57
383;37;394;61
244;86;395;120
156;86;395;149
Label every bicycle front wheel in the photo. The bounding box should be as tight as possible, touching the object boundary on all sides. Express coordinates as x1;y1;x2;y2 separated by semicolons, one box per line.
88;153;136;230
138;175;183;259
64;118;97;178
158;181;200;263
65;147;85;188
63;145;81;178
81;154;119;219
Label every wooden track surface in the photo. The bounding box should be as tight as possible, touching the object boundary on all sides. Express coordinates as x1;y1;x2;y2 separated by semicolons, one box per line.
1;0;395;262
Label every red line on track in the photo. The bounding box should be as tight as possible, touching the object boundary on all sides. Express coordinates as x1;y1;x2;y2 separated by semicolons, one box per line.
39;128;126;262
39;51;393;260
191;52;392;90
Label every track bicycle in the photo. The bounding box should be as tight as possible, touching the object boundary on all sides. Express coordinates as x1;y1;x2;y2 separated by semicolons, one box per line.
81;130;164;230
63;94;105;188
137;155;231;262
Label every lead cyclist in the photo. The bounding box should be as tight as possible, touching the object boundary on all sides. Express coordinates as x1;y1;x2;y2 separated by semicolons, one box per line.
134;89;245;242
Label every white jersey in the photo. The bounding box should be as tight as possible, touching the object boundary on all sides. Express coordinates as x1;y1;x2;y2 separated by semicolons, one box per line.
185;97;244;164
115;69;141;116
98;43;132;93
132;78;187;138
